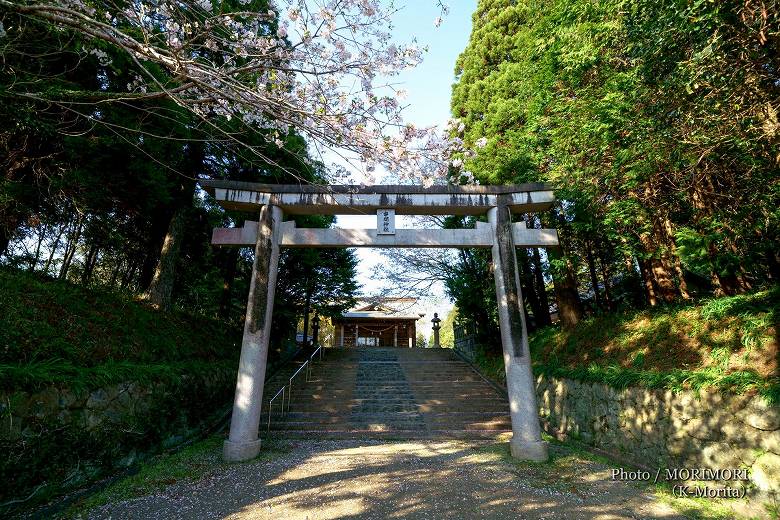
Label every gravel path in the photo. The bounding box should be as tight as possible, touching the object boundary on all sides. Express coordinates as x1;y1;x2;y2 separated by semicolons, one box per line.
85;439;684;520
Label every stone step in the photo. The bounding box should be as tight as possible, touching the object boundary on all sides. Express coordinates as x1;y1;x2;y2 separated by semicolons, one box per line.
305;379;490;384
287;394;504;402
283;400;506;409
264;429;506;440
267;410;510;419
260;347;511;441
269;420;511;431
301;387;492;394
279;403;509;412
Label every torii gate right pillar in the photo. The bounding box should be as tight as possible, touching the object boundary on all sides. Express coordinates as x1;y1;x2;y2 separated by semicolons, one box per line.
488;201;548;462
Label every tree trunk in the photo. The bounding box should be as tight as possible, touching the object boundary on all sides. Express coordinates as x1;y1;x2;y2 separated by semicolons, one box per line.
81;242;99;285
121;257;138;289
525;214;551;326
662;216;690;299
301;280;313;347
650;258;678;302
143;142;203;310
139;222;167;290
30;228;45;270
219;248;239;320
0;228;10;259
725;236;751;293
638;184;680;303
639;259;658;307
530;247;551;326
597;251;614;311
547;247;582;329
518;249;544;328
59;213;84;280
144;205;187;310
42;222;66;275
546;209;583;329
639;227;679;303
585;243;603;309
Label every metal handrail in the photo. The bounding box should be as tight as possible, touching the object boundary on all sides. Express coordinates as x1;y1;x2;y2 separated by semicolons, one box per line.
307;345;323;381
287;359;309;412
267;345;327;434
267;386;285;432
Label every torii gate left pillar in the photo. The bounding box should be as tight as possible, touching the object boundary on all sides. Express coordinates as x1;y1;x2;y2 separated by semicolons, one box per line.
222;203;283;461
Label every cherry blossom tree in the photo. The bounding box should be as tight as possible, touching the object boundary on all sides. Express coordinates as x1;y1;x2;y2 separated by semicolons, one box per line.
1;0;464;185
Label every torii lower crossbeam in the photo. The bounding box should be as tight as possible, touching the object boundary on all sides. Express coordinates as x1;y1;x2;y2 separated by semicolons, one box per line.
212;221;559;249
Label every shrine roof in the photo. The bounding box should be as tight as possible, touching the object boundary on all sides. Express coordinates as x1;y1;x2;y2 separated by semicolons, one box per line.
339;312;425;321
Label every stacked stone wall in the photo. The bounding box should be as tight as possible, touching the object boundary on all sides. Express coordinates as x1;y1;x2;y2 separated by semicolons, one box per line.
535;375;780;494
0;368;235;504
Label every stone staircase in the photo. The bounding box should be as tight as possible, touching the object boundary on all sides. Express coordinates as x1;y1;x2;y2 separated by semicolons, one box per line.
262;347;511;439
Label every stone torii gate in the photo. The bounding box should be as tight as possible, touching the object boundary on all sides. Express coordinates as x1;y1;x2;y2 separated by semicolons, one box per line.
202;180;559;463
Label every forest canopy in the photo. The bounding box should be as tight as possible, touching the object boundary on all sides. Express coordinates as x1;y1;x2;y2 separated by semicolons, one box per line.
443;0;779;343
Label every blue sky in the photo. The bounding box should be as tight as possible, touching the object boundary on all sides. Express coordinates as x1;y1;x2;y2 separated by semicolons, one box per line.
391;1;476;128
335;1;477;338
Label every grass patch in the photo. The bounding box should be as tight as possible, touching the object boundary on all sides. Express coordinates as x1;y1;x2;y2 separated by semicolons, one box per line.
0;269;242;388
467;287;780;402
0;268;246;511
63;435;225;518
487;436;753;519
64;435;295;518
0;359;236;393
533;363;780;404
528;287;779;378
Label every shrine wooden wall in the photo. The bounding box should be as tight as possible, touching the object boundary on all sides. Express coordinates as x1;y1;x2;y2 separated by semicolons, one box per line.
332;319;417;348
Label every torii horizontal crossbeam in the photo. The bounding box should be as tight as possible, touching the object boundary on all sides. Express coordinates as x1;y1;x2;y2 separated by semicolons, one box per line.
199;179;554;216
212;221;559;249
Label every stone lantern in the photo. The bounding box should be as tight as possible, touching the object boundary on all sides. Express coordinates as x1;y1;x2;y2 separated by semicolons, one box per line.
431;313;441;348
312;314;320;346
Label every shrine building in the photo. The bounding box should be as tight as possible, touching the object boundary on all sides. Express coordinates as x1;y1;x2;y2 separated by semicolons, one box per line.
333;298;425;348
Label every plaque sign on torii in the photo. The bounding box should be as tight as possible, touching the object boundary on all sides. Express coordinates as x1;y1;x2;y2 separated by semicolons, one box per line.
202;180;559;463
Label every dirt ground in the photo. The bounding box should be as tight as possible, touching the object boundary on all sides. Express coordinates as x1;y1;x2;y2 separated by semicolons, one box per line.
82;439;690;520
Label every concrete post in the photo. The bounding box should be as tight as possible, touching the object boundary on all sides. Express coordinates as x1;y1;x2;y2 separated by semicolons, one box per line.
393;325;398;347
407;324;413;348
487;203;548;462
338;324;344;347
223;204;283;462
354;324;359;347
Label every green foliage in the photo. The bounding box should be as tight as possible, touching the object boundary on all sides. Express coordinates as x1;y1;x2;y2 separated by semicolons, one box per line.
0;268;241;387
530;286;778;366
534;363;779;404
0;268;247;510
0;359;235;394
473;288;779;403
64;435;230;517
451;0;780;313
472;346;508;385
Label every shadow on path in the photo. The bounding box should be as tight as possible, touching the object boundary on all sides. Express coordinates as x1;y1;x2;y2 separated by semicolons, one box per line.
85;438;684;520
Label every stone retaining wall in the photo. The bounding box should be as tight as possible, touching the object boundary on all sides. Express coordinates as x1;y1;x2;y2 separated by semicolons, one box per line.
535;375;780;494
0;368;236;504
